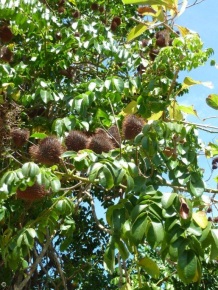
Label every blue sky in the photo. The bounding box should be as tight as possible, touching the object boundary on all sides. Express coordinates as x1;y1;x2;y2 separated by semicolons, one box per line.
176;0;218;188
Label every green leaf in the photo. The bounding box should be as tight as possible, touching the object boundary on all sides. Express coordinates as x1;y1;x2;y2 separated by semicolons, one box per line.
177;250;198;284
30;132;47;139
131;212;148;243
99;166;114;190
127;24;148;42
147;222;164;247
138;257;160;279
88;163;104;182
40;89;53;103
161;192;177;209
26;228;37;239
112;77;124;92
188;173;205;197
50;179;61;193
206;94;218;110
104;244;115;273
115;239;129;260
22;162;40;178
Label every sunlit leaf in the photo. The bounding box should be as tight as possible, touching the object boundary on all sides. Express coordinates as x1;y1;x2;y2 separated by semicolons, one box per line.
177;0;188;17
122;101;138;115
127;24;148;42
193;211;208;229
178;105;197;116
138;257;160;279
206;94;218;110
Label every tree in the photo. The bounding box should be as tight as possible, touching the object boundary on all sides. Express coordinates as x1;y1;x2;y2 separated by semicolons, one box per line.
1;0;218;289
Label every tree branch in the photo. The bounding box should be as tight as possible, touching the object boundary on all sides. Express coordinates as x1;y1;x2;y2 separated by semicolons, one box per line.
14;232;55;290
85;190;112;235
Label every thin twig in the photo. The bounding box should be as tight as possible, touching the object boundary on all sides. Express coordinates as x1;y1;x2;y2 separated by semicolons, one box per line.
48;244;67;290
85;190;112;235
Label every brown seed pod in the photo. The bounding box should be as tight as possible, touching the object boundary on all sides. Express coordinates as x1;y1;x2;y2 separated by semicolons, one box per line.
108;125;121;147
86;129;114;154
91;3;99;11
0;26;13;43
29;136;64;165
99;5;105;13
17;183;48;201
58;6;65;13
122;115;144;140
29;144;39;161
112;16;121;26
10;128;30;147
72;10;80;18
0;46;13;63
141;39;149;47
65;130;89;152
149;48;159;61
110;21;118;32
156;34;166;47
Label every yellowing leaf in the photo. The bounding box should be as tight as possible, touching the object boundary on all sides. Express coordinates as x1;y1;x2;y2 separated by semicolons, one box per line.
192;211;208;229
182;77;201;89
169;101;183;121
122;101;138;115
67;0;76;4
147;111;163;120
176;25;192;37
127;23;148;42
178;105;197;116
138;257;160;279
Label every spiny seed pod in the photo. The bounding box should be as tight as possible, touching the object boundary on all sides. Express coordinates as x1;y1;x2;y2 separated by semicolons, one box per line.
108;125;121;147
86;129;114;154
30;136;64;165
10;128;30;147
112;16;121;26
65;130;89;152
0;26;13;43
29;144;39;161
0;46;13;63
17;183;48;201
122;115;144;140
72;10;80;18
91;3;99;11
